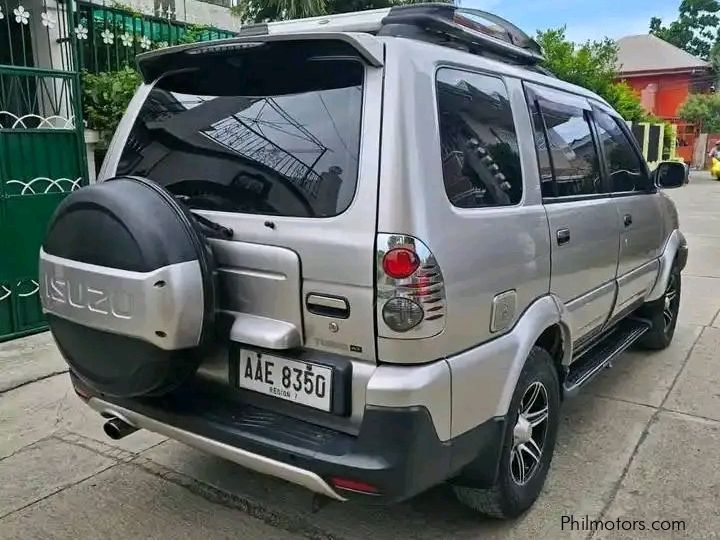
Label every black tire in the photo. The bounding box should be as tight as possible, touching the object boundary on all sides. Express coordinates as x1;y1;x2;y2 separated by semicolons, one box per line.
637;262;681;350
453;347;560;519
43;176;217;398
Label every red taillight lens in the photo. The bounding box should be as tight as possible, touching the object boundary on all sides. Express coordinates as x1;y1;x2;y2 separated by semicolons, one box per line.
382;248;420;279
330;477;379;494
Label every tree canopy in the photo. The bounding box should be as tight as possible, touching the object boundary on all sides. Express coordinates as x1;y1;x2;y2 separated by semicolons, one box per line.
536;27;648;122
679;93;720;131
650;0;720;59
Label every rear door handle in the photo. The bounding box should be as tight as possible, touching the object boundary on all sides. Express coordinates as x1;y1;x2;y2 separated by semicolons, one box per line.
623;214;633;227
557;228;570;245
306;294;350;319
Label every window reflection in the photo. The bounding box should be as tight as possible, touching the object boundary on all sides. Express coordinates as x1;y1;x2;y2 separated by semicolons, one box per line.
594;110;651;193
538;102;601;197
437;69;523;208
118;62;363;218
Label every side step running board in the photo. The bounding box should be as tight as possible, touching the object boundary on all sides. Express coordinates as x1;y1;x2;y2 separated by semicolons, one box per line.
563;318;651;397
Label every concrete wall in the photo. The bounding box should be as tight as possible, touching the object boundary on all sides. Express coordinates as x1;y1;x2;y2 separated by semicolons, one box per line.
180;0;240;31
121;0;239;31
81;0;239;31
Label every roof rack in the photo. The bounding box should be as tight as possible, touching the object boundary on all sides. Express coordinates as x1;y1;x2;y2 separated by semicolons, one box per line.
239;3;544;66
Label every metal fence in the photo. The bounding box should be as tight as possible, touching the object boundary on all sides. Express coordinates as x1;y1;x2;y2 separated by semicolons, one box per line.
1;0;87;341
75;1;236;73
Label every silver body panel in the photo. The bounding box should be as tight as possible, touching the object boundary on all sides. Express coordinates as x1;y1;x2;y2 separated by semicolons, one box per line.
545;198;619;340
366;360;452;441
228;313;300;350
211;239;303;349
612;259;660;318
92;32;684;443
613;193;666;312
448;295;569;437
375;47;551;364
565;281;616;341
615;194;665;276
40;249;204;350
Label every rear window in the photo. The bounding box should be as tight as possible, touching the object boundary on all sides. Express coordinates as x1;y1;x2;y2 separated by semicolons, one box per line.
118;47;364;218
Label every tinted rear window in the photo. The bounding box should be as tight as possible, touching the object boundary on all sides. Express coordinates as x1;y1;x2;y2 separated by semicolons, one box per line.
118;49;363;218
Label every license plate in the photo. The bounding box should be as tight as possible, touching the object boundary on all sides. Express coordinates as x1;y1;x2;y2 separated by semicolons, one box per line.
238;350;333;412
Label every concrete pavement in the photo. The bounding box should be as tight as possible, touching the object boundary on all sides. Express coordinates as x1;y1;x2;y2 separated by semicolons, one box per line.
2;172;720;539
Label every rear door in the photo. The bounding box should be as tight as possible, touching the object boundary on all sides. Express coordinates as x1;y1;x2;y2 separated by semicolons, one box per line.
591;107;663;320
106;39;383;364
525;84;620;344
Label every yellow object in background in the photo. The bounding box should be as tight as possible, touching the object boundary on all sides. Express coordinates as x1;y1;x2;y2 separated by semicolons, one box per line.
712;157;720;180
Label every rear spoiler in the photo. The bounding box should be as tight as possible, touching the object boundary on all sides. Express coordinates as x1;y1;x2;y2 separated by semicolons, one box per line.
135;32;383;83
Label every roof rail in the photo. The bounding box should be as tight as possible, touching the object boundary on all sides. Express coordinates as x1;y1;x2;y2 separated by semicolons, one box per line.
237;3;543;66
240;7;392;36
380;4;543;64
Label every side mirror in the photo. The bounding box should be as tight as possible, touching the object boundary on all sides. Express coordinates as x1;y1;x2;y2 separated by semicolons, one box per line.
653;161;688;189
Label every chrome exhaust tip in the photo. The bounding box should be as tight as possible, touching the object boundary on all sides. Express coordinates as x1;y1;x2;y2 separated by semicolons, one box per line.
103;417;138;440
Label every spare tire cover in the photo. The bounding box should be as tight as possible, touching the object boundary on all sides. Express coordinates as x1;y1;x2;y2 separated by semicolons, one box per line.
40;176;216;398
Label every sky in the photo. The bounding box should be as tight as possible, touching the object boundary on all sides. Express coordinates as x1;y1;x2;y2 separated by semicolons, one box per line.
462;0;682;43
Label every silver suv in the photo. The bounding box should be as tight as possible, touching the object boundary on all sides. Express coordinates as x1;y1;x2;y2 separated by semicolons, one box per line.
39;4;688;519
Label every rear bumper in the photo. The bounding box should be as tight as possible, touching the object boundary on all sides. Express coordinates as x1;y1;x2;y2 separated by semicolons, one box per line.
76;375;504;503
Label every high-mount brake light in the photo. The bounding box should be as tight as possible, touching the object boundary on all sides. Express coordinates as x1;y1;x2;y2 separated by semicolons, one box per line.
187;42;265;55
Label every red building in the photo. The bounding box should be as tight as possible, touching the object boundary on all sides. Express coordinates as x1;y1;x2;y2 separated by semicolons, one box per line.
616;34;712;162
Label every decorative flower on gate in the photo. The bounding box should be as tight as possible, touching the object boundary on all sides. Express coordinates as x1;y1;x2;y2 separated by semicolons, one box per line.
101;28;114;45
40;11;56;28
75;24;88;40
13;5;29;25
138;35;151;50
157;41;169;49
120;32;133;47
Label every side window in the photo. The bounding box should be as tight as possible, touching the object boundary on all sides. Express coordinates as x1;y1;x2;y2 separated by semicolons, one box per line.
436;69;522;208
593;110;653;193
534;97;602;198
526;96;555;197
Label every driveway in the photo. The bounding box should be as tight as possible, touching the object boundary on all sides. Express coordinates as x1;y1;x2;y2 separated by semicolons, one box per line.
2;172;720;539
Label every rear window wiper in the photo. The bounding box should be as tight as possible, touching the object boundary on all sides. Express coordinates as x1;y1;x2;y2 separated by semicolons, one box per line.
174;194;234;239
191;211;234;239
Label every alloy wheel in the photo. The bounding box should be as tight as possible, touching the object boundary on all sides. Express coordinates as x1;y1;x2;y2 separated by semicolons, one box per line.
663;272;679;337
510;381;549;486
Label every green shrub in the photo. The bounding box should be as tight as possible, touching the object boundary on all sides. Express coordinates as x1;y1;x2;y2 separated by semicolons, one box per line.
82;66;142;148
678;92;720;133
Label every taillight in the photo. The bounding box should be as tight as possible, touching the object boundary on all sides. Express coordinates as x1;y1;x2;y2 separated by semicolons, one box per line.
382;248;420;279
376;234;446;338
382;297;424;331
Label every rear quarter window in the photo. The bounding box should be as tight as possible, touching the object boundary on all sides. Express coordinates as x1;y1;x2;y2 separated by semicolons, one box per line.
117;47;364;218
436;68;523;208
